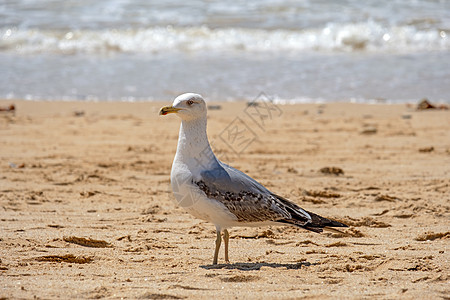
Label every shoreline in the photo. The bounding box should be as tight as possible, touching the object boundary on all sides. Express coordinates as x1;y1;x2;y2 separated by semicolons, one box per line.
2;97;449;105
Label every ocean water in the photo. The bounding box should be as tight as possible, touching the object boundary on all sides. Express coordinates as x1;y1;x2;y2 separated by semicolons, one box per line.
1;0;449;103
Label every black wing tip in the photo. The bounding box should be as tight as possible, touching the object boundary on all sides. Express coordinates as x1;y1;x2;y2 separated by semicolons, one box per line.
303;219;348;232
325;219;349;228
277;215;349;233
306;210;349;229
270;194;349;230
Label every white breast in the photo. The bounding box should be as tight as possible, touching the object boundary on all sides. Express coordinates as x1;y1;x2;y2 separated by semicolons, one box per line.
170;160;238;227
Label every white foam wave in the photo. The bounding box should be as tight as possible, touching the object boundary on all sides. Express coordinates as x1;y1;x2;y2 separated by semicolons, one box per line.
1;22;448;55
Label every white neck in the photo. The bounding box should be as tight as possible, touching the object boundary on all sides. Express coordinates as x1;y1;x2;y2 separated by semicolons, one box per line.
174;117;218;171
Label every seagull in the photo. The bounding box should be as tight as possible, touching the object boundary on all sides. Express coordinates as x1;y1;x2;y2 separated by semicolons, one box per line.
159;93;348;264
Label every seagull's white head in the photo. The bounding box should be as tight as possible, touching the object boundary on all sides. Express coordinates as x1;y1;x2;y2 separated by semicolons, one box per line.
159;93;207;121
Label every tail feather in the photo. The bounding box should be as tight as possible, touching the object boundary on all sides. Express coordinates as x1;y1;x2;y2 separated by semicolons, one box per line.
271;193;348;233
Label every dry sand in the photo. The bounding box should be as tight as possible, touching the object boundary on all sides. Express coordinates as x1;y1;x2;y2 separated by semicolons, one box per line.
0;100;449;299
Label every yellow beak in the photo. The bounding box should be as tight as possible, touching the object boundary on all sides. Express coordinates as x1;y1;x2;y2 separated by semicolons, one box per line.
159;106;181;116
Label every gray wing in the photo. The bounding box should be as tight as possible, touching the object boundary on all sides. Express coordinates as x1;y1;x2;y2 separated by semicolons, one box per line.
197;162;312;224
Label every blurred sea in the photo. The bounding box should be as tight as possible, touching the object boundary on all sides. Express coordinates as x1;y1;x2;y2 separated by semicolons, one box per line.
1;0;449;103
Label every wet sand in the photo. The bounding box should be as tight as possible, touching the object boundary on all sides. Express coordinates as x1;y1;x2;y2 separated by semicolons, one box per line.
0;100;449;299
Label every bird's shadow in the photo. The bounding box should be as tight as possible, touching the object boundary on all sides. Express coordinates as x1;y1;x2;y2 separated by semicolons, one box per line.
200;261;313;271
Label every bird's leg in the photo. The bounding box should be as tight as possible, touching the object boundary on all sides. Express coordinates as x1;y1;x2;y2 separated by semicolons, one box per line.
223;229;230;263
213;228;221;265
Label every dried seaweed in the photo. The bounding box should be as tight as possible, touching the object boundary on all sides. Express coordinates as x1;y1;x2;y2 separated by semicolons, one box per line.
35;254;93;264
63;236;112;248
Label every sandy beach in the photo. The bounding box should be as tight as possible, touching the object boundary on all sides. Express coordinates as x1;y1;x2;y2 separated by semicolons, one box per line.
0;99;448;299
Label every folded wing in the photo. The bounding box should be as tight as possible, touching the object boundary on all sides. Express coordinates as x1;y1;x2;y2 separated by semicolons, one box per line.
197;162;347;231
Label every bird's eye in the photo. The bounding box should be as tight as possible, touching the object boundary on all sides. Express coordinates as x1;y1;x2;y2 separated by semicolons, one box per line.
186;100;194;106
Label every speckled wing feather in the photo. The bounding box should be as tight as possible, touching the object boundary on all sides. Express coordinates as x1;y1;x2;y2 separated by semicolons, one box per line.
196;162;312;224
